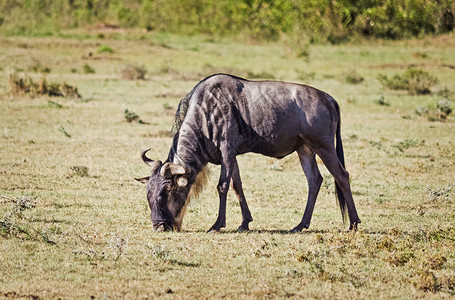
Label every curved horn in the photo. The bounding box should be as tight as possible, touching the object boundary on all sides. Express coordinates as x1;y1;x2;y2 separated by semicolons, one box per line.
140;148;161;170
160;162;186;178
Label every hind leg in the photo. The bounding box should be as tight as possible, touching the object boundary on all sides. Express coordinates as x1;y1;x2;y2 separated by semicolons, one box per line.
290;144;323;233
231;160;253;232
315;145;361;230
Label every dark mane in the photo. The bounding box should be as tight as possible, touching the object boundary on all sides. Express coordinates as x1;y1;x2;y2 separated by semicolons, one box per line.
169;82;210;207
171;74;245;134
172;92;191;134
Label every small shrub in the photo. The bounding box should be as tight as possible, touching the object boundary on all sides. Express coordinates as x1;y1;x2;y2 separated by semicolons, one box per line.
427;185;452;202
345;71;364;84
392;138;422;152
436;99;453;116
378;68;438;95
8;67;33;94
124;109;139;123
30;62;51;73
0;195;36;238
70;166;90;177
374;96;390;106
377;235;395;251
423;253;447;270
412;52;428;59
407;70;438;95
414;269;440;292
388;251;415;266
441;274;455;291
97;45;113;53
163;103;173;111
82;64;95;74
121;64;147;80
415;100;453;121
436;87;452;98
124;109;149;124
60;83;80;98
7;67;80;98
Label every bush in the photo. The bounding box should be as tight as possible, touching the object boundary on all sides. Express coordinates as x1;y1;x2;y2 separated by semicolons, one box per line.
30;62;51;73
124;109;139;123
415;99;453;121
0;1;453;43
345;71;364;84
374;96;390;106
82;64;95;74
378;68;438;95
7;67;80;98
121;64;147;80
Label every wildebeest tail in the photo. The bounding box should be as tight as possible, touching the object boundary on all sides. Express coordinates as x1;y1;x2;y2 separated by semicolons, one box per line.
334;102;348;223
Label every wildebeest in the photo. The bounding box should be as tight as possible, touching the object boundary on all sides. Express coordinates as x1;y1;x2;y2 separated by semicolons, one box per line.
136;74;361;232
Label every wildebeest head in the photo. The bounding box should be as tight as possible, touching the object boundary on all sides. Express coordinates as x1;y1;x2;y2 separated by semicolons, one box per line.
135;148;190;232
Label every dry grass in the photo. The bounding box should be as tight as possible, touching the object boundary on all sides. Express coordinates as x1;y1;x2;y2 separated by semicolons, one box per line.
0;32;455;299
7;67;80;98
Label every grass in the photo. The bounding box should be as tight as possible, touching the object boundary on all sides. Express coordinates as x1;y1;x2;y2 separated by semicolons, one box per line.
0;30;455;298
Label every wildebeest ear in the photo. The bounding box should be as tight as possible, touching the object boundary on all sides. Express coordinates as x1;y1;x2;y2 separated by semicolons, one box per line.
160;162;186;178
177;176;188;187
134;176;150;184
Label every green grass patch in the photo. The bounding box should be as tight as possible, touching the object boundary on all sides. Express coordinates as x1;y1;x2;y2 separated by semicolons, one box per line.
97;45;113;53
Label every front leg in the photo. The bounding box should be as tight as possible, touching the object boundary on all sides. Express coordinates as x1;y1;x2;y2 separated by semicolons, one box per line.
208;155;235;233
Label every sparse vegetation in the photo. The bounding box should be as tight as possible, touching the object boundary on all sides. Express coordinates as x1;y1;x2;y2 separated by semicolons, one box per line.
378;67;438;95
392;138;423;153
7;67;80;98
69;166;90;177
124;109;149;124
82;63;95;74
345;70;364;84
415;99;454;121
374;96;390;106
121;64;147;80
124;109;139;123
30;62;51;73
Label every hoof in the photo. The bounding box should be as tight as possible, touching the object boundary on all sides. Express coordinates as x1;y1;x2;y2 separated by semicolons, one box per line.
207;229;221;234
289;227;302;234
290;223;309;233
349;222;359;232
237;226;249;232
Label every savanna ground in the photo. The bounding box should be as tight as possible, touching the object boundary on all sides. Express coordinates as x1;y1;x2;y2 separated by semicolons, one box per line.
0;29;454;299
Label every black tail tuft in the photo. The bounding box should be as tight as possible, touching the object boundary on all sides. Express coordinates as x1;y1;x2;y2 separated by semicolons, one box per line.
335;103;348;223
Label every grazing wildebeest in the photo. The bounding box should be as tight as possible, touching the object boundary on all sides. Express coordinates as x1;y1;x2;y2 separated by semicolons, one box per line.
136;74;361;232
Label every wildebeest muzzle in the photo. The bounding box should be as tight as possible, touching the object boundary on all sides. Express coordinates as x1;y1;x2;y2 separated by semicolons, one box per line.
152;219;173;232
